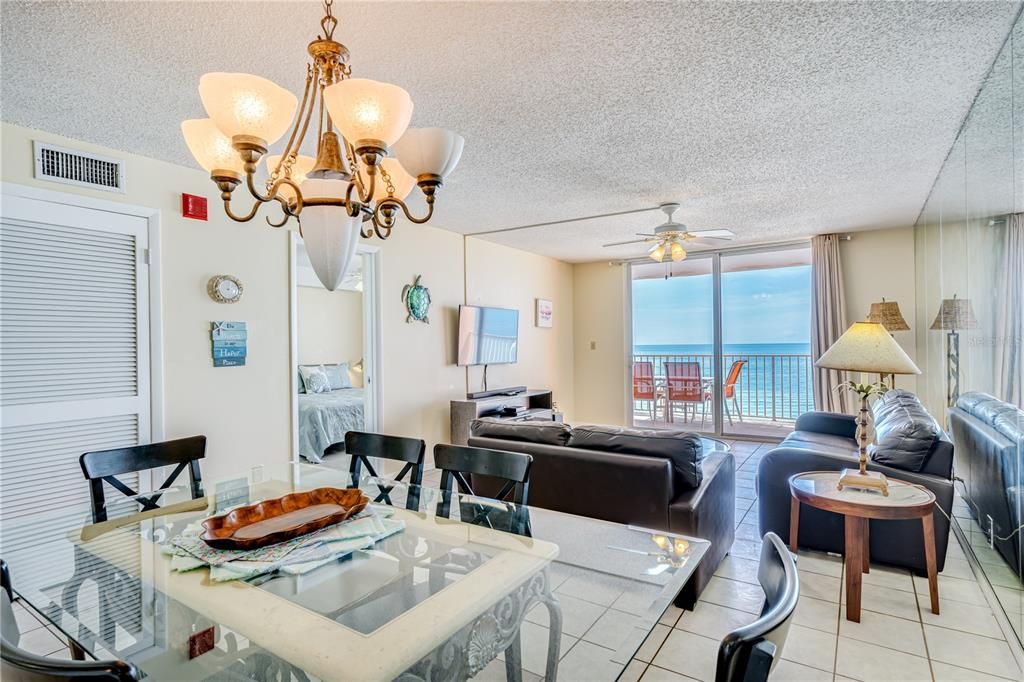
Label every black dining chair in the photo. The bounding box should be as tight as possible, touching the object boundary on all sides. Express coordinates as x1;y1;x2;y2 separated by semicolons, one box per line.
79;436;206;524
343;431;425;508
433;444;533;534
715;532;799;682
1;559;141;681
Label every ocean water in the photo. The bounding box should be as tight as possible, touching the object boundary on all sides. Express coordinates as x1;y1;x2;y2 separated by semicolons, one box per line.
633;342;814;419
634;343;811;356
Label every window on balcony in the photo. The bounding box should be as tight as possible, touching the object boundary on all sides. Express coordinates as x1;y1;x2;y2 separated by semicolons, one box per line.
630;243;812;439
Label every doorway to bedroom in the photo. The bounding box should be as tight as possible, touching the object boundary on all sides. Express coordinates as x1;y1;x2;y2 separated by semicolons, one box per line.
290;236;382;466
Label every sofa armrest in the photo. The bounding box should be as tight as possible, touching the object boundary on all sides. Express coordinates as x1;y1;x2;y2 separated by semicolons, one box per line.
794;412;858;439
668;452;735;608
467;435;675;530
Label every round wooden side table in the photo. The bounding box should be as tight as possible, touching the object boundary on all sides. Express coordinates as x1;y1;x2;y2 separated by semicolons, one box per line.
788;471;939;623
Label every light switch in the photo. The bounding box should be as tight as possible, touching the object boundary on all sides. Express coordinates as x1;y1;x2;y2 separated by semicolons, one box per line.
590;341;597;350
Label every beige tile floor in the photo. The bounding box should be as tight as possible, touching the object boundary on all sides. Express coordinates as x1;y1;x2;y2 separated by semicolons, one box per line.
13;440;1024;682
624;441;1024;682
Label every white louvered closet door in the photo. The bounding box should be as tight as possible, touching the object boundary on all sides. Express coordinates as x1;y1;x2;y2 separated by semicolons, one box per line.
0;193;151;597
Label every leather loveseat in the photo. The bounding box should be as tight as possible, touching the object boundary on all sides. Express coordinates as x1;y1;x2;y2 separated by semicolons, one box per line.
949;392;1023;578
757;389;954;574
468;419;735;608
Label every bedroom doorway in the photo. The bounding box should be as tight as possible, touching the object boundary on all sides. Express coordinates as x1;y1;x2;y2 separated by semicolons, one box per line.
289;234;382;466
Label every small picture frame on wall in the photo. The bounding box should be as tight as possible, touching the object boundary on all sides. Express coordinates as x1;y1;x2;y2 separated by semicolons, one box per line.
535;298;553;328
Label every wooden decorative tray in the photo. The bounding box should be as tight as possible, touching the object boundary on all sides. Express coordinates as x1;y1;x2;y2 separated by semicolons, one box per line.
200;487;369;550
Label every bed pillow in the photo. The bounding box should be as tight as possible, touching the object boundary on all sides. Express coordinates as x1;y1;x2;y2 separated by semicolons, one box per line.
323;363;353;390
298;365;331;394
297;369;306;394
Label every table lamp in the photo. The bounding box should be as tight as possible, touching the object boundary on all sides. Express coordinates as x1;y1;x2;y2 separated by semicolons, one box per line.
815;321;921;494
929;295;978;406
866;298;911;388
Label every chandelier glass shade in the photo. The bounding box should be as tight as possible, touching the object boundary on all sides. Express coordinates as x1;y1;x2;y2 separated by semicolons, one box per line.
180;0;463;290
181;119;246;174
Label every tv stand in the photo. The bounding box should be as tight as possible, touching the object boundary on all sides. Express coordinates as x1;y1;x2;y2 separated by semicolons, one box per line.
466;385;527;400
450;389;555;445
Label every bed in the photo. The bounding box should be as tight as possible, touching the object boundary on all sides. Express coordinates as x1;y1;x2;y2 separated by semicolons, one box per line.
298;388;365;463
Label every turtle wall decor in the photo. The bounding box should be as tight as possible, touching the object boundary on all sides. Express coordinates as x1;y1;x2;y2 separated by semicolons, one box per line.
401;275;432;324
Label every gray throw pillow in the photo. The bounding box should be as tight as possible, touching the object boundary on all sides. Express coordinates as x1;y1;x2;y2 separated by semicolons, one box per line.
869;390;941;472
298;365;331;394
322;363;353;390
569;425;704;489
470;418;573;446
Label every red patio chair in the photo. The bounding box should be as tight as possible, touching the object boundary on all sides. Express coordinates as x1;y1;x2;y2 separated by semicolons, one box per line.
633;361;659;421
664;361;709;426
723;359;747;425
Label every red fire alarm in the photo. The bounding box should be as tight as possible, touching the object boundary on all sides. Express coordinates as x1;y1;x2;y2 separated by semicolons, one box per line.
182;193;208;221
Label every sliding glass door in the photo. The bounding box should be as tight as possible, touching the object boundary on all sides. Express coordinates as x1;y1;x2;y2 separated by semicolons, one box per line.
631;257;717;434
719;246;812;438
629;243;813;439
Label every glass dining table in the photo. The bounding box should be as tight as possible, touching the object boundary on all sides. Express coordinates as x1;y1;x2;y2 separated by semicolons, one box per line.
1;461;710;681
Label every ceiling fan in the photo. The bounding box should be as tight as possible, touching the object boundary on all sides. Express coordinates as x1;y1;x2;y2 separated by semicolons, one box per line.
602;203;736;262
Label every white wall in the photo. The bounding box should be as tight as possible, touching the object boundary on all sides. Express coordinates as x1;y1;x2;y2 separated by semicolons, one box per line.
372;225;467;457
296;286;363;387
1;123;292;482
463;238;576;419
839;227;920;393
1;124;582;475
571;261;629;426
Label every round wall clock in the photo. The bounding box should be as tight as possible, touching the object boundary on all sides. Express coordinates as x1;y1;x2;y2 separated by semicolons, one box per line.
207;275;244;304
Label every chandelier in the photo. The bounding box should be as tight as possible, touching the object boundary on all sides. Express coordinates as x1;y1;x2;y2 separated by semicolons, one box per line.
181;0;464;290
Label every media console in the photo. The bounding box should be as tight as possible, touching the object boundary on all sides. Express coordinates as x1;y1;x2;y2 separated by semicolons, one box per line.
450;388;555;445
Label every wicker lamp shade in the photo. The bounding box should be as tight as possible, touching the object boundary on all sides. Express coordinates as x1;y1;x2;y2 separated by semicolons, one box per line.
930;295;979;331
866;298;910;332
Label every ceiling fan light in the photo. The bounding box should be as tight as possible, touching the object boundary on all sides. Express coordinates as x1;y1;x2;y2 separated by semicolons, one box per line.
648;243;667;262
392;127;465;179
670;242;687;262
322;78;414;149
199;72;298;145
298;178;362;291
181;118;245;174
264;153;316;200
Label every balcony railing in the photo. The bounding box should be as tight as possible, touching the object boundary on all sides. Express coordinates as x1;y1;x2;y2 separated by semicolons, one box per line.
632;353;815;422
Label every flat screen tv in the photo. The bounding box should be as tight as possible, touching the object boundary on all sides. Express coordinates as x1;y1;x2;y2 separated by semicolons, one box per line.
457;305;519;366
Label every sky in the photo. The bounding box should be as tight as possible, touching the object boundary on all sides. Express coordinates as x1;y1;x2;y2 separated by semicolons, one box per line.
632;265;811;347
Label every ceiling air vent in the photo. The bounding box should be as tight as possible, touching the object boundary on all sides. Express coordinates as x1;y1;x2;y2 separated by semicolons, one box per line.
33;141;125;193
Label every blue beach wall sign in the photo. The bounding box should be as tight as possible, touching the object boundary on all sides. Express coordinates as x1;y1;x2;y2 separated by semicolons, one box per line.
212;321;247;367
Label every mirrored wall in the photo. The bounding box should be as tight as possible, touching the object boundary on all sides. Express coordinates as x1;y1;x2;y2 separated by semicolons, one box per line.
915;13;1023;645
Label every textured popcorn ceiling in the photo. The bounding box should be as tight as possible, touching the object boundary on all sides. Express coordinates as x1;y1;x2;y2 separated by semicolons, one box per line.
1;1;1020;263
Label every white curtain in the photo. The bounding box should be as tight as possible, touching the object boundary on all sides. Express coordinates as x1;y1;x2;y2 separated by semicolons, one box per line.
995;214;1023;408
810;234;850;413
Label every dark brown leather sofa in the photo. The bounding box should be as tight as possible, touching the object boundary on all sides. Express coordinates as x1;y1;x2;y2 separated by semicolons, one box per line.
468;420;736;608
757;389;954;574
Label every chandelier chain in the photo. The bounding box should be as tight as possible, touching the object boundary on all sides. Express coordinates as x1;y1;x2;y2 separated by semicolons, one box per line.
381;165;396;196
320;0;337;40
